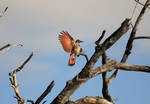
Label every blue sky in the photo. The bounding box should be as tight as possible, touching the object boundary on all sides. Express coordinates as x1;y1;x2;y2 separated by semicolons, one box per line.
0;0;150;104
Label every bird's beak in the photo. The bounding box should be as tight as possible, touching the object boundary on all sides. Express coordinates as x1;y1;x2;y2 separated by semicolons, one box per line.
80;40;84;43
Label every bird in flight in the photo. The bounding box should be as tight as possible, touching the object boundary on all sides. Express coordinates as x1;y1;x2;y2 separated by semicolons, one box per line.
59;31;88;66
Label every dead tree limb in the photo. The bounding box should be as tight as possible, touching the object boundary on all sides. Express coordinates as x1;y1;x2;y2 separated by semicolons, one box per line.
92;61;150;75
95;30;113;102
35;80;55;104
0;43;11;51
101;53;113;102
66;96;113;104
52;58;150;104
135;0;150;9
9;52;34;104
26;100;34;104
132;36;150;39
0;6;8;17
95;30;106;45
0;43;23;55
51;18;131;104
109;0;150;83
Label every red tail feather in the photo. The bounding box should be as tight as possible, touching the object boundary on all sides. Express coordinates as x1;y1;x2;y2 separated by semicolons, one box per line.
68;54;75;66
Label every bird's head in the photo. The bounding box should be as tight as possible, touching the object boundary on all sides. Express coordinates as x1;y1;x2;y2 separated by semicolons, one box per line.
75;39;84;43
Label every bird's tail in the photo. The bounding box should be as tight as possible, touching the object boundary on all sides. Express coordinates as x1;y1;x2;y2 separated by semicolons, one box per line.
68;54;75;66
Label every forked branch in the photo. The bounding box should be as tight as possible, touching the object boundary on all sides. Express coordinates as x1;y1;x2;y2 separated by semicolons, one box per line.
135;0;150;9
109;0;150;83
9;52;34;104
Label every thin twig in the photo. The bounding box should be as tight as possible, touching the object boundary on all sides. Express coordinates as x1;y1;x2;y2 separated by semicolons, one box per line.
132;36;150;40
26;100;34;104
35;80;55;104
131;0;138;20
0;43;23;55
0;6;8;17
16;51;35;72
9;51;35;76
0;43;11;51
3;6;8;13
42;101;47;104
95;30;106;45
135;0;150;9
112;98;118;104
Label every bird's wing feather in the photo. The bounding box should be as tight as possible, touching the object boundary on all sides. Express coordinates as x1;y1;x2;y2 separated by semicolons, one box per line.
59;31;74;53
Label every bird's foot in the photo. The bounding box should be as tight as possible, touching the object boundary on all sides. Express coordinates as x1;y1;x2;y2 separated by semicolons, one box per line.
80;53;88;62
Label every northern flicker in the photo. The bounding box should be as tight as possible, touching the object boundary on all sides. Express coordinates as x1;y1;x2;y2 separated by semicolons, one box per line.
59;31;88;66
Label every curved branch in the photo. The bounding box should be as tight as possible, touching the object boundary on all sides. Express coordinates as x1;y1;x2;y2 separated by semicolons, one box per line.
0;43;23;55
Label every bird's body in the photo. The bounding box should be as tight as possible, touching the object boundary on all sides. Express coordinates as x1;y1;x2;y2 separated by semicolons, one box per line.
59;31;83;66
71;41;82;58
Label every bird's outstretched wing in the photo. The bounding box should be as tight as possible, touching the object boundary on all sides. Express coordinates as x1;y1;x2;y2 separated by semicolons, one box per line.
59;31;74;53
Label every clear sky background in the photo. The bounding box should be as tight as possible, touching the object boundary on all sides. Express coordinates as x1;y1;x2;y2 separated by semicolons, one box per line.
0;0;150;104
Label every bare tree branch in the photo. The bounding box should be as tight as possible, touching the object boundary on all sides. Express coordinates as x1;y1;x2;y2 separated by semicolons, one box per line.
51;18;131;104
9;51;34;76
109;0;150;83
131;0;138;20
35;80;55;104
4;6;8;13
0;43;11;51
91;60;150;78
26;100;34;104
83;18;131;72
66;96;113;104
132;36;150;39
122;0;149;62
95;29;113;101
135;0;150;9
95;30;106;45
101;53;113;102
9;52;35;104
0;6;8;17
115;62;150;72
0;43;23;55
42;101;47;104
